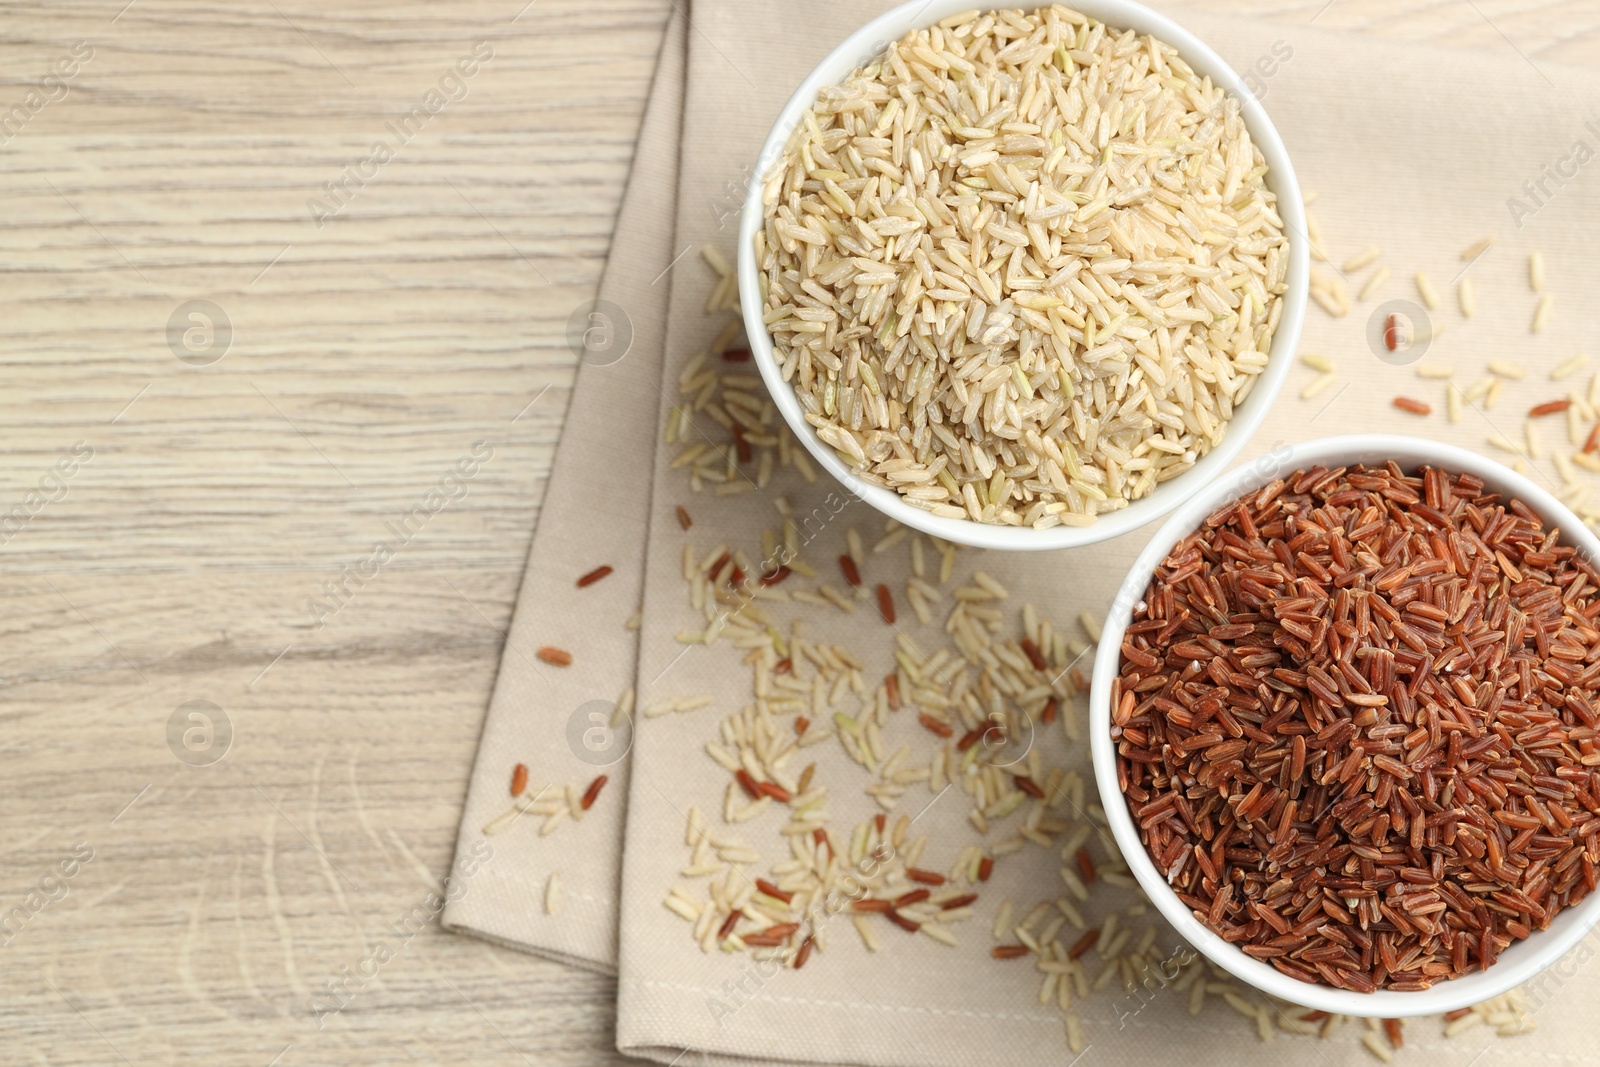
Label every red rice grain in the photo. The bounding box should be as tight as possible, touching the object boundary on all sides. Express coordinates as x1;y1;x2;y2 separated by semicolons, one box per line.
977;856;994;882
742;931;787;947
580;774;608;810
1075;848;1096;885
1384;314;1402;353
1529;399;1571;417
536;646;573;666
510;763;528;797
757;780;793;803
885;909;920;933
756;878;793;904
576;564;614;587
876;583;896;624
1068;929;1100;960
992;944;1031;959
839;554;862;587
676;505;693;530
1393;396;1431;415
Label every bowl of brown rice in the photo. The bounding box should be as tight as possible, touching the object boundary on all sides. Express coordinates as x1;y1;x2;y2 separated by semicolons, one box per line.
1092;434;1600;1016
738;1;1308;550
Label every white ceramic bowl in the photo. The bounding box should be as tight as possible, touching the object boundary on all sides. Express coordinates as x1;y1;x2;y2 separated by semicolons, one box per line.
1090;434;1600;1017
737;0;1309;551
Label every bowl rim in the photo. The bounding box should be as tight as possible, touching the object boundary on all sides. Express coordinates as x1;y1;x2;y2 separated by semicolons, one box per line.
736;0;1310;551
1089;433;1600;1017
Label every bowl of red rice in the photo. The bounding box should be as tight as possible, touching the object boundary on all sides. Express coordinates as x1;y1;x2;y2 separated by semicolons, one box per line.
1091;434;1600;1016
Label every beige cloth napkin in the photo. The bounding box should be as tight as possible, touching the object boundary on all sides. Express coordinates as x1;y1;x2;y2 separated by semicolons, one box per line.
443;0;1600;1061
610;4;1600;1067
441;12;686;974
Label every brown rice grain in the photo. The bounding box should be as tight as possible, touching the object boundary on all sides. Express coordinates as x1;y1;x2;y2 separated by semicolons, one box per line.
845;527;864;568
1446;383;1464;424
545;872;560;915
1361;1032;1395;1063
1343;246;1382;272
1415;271;1440;309
1359;265;1390;302
1301;373;1336;400
992;900;1015;941
1553;354;1589;380
1533;294;1554;334
1301;353;1334;373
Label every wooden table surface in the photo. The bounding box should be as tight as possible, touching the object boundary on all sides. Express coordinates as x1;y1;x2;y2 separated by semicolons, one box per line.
3;1;1597;1063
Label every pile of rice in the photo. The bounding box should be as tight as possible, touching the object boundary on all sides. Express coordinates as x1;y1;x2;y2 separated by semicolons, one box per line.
756;5;1289;527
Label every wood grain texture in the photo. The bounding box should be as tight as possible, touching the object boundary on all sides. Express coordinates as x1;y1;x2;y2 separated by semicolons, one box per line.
0;0;1595;1063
